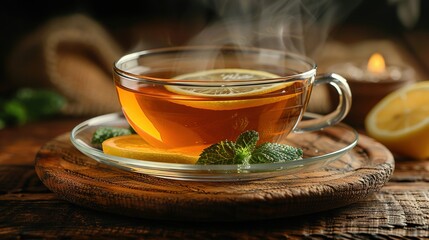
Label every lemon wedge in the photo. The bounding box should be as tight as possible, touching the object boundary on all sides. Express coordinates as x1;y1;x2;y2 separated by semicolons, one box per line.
102;135;199;164
365;81;429;159
166;68;294;110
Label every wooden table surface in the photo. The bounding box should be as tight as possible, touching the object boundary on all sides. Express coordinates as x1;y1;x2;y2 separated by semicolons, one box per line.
0;117;428;239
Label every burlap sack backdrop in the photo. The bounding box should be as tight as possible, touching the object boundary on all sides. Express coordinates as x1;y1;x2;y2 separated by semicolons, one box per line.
7;14;123;116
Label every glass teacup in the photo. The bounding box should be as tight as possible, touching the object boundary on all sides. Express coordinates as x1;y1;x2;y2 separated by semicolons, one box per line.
113;46;351;155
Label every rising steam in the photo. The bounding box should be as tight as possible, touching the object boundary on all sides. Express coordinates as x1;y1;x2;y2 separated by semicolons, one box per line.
192;0;360;57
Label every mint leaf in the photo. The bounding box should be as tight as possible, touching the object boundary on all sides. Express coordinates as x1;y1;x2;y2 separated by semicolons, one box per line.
250;142;303;164
14;88;65;120
196;130;303;165
234;146;253;165
197;140;237;165
0;88;65;128
91;127;133;144
235;130;259;152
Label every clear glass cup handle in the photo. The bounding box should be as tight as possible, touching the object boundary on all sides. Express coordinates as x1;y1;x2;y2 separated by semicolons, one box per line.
294;73;352;133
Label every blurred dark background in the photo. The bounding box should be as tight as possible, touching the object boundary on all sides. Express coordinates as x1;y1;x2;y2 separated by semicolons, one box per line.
0;0;427;91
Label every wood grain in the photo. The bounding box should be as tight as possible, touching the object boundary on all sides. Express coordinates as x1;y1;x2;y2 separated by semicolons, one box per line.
34;132;394;221
2;184;428;239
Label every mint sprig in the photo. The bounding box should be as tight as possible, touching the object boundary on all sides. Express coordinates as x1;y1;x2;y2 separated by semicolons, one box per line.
91;126;134;144
196;130;303;165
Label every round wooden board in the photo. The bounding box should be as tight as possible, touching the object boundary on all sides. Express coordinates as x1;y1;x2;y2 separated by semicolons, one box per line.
35;132;394;221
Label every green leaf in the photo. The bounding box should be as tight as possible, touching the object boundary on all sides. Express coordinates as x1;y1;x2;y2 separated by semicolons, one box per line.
0;88;66;128
196;140;237;165
14;88;66;121
234;146;253;165
91;127;134;144
196;130;303;165
250;142;303;164
235;130;259;152
3;100;28;125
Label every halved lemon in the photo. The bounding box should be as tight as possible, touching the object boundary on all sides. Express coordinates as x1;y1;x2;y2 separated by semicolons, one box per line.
365;81;429;159
102;135;199;164
166;68;294;110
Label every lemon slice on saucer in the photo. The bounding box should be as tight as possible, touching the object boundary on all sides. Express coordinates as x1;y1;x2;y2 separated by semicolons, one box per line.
365;81;429;159
102;135;199;164
166;68;295;110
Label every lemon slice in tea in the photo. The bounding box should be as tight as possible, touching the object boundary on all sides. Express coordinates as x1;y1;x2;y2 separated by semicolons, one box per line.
168;68;284;97
102;135;199;164
365;81;429;159
166;68;295;110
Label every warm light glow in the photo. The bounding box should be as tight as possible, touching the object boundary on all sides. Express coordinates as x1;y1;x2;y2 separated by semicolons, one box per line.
367;53;386;74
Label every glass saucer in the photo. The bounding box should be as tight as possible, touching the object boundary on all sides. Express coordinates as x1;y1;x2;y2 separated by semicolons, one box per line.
70;112;359;181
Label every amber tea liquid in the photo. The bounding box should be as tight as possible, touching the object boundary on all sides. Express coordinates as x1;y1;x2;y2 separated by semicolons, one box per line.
115;71;311;155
